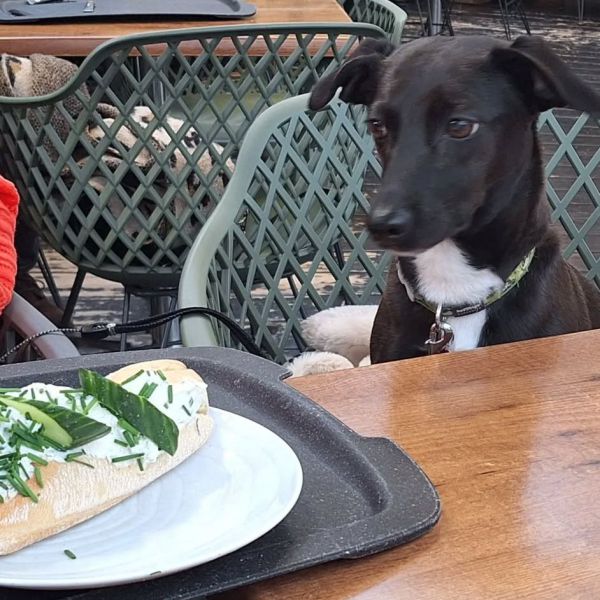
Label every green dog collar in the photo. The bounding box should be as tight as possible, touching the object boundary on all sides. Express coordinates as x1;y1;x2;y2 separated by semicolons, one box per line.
404;248;536;319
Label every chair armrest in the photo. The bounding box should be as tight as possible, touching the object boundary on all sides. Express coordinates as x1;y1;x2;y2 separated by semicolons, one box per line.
2;293;80;359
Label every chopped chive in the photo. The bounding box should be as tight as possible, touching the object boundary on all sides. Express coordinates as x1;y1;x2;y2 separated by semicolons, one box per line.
120;370;144;386
25;453;48;466
111;453;144;463
65;451;85;462
71;459;94;469
7;473;38;502
136;458;144;471
182;405;191;417
123;430;136;447
0;433;4;444
34;466;43;488
64;549;77;560
0;481;7;490
38;434;67;451
11;426;44;451
79;396;87;412
62;391;78;411
167;385;173;405
114;439;129;448
139;382;156;398
18;390;27;397
83;397;98;415
117;418;140;437
156;370;166;381
44;390;55;404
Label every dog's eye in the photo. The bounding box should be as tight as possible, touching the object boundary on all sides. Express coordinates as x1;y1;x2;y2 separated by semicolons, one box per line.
447;119;479;139
367;119;388;140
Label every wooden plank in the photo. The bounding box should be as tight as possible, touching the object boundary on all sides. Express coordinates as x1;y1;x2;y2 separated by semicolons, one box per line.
214;330;600;600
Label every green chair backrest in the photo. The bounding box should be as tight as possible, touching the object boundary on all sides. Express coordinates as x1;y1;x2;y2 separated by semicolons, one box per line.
0;24;384;287
342;0;407;45
179;93;389;363
538;109;600;288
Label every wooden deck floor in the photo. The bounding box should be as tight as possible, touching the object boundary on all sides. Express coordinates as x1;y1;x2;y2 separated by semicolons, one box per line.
31;3;600;353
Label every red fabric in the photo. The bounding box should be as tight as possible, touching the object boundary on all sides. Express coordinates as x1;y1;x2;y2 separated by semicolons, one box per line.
0;176;19;313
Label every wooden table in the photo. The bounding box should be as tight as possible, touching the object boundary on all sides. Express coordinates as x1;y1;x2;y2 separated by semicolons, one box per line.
218;329;600;599
0;0;350;56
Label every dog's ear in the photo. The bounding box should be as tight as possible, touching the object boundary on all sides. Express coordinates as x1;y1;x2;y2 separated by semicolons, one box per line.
491;36;600;114
309;38;395;111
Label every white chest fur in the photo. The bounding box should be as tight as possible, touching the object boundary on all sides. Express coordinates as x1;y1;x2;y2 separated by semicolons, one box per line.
405;240;504;352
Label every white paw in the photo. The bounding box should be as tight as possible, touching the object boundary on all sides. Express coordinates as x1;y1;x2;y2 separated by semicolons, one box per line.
301;305;378;365
286;351;354;378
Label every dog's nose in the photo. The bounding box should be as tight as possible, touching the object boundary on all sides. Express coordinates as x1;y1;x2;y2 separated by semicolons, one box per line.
368;208;413;242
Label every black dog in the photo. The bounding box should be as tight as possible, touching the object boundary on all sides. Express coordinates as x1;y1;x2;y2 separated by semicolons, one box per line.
310;35;600;363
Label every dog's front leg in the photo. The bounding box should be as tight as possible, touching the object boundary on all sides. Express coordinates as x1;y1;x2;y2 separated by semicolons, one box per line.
370;271;432;363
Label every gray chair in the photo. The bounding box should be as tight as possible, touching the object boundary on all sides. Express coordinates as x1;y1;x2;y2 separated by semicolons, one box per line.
0;292;80;362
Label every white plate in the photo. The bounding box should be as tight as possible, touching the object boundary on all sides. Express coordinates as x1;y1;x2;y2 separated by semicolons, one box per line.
0;408;303;589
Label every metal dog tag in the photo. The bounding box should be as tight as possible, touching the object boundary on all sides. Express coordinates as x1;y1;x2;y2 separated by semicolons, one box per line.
425;321;454;355
425;304;454;355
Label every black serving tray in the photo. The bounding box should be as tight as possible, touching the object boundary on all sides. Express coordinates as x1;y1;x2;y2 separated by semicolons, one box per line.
0;0;256;23
0;347;440;599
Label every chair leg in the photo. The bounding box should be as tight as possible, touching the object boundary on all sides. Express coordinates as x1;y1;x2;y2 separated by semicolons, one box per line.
37;249;63;308
61;268;86;327
498;0;512;40
414;0;429;36
150;295;170;347
441;0;455;36
517;0;531;34
120;287;132;352
160;294;180;348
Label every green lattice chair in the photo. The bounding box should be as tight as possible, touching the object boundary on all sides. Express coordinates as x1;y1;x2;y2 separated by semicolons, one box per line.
538;109;600;288
342;0;407;45
0;23;385;340
179;93;390;364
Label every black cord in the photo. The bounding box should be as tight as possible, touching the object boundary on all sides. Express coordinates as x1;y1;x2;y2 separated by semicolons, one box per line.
2;307;269;362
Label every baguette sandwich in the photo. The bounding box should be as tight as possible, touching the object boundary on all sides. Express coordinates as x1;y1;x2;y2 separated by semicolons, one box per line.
0;359;213;555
